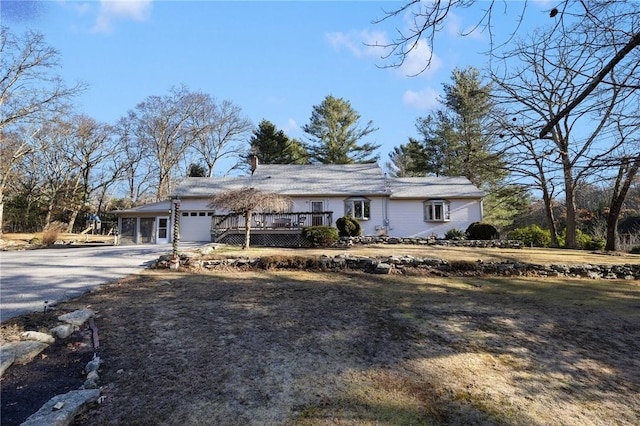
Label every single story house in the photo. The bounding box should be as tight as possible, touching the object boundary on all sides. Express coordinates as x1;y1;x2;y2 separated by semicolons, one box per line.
113;162;485;244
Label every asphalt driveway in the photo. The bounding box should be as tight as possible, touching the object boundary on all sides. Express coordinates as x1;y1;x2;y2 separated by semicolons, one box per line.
0;244;190;322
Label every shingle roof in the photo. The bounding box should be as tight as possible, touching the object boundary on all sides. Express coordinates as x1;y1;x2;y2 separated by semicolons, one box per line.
174;164;389;197
173;164;484;199
109;201;172;214
389;176;485;199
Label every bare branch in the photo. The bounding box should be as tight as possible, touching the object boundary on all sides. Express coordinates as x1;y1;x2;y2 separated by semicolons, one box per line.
539;32;640;137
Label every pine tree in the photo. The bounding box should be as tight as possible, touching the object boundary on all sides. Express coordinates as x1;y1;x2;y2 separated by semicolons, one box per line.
302;95;379;164
386;138;428;177
249;119;308;164
389;67;527;230
412;67;506;187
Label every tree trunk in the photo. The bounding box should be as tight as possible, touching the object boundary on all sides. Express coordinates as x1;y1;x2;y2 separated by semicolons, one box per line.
563;159;577;249
542;189;560;248
0;182;6;238
243;210;252;250
66;209;80;233
564;195;577;249
44;203;54;229
605;157;640;251
0;199;4;239
605;212;619;252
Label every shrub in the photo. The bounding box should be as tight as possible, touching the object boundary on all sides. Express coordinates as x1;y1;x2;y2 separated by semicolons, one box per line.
630;246;640;254
302;226;339;247
466;222;499;240
42;221;66;245
576;229;590;249
445;228;466;240
336;216;362;237
583;236;606;251
508;225;551;248
558;228;605;250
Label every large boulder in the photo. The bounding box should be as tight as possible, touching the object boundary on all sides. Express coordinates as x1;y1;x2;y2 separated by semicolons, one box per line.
20;389;101;426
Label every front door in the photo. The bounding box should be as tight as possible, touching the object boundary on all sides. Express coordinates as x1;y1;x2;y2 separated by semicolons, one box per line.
156;216;169;244
311;201;324;226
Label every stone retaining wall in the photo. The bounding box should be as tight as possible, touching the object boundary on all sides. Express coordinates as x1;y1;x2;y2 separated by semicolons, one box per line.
337;236;525;248
187;254;640;280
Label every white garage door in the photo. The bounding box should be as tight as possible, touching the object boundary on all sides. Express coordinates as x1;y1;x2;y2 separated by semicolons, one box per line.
180;211;213;242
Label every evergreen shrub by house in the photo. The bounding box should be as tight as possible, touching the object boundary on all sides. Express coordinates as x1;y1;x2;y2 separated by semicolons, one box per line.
466;222;499;240
302;226;339;247
336;216;362;237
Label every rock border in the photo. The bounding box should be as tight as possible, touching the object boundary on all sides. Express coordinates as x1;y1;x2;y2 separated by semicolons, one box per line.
0;309;103;426
185;254;640;280
337;236;525;248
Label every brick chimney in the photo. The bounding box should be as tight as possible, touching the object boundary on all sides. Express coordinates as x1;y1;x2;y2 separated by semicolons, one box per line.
250;154;258;175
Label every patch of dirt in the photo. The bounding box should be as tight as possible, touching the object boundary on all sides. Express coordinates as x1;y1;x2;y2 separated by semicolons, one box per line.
1;312;95;426
1;269;639;425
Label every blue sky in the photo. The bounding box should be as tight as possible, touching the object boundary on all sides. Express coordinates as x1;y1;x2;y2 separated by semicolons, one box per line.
3;0;552;174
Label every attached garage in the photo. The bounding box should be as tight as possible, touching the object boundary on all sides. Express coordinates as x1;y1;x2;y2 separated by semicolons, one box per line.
179;211;213;242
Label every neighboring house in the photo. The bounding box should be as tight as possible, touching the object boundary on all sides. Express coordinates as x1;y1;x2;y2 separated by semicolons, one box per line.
113;162;485;244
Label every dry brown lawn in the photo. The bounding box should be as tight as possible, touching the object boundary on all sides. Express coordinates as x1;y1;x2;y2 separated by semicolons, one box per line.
2;237;639;425
37;268;640;425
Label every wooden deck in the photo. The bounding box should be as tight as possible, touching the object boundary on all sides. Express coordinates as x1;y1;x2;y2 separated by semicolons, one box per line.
210;211;333;246
211;211;333;231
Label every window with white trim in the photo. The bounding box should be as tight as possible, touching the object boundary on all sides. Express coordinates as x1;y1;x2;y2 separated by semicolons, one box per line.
424;200;450;222
344;197;370;220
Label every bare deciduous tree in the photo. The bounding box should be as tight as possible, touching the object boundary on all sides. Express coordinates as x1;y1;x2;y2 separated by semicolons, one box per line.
61;115;119;232
30;119;76;228
590;121;640;251
374;1;639;136
114;116;154;204
0;26;84;237
123;85;208;201
190;97;253;177
492;28;639;248
208;187;292;249
494;118;562;247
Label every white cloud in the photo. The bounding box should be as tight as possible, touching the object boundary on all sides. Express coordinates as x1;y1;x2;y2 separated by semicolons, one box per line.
92;0;153;33
531;0;554;7
402;86;440;110
326;29;442;79
283;118;299;135
399;39;443;77
445;12;486;40
325;30;390;59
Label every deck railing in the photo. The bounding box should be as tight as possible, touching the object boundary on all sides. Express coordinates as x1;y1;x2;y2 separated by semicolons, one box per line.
210;211;333;231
